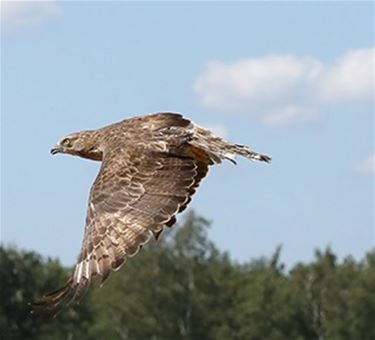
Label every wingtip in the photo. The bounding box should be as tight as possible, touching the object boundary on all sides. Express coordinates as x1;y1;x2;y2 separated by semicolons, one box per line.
30;277;75;316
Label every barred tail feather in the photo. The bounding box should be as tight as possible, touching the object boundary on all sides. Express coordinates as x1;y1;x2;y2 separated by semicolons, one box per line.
190;124;271;164
232;144;272;163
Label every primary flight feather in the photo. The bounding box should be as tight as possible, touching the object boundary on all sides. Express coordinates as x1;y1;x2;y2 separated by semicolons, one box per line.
32;112;271;314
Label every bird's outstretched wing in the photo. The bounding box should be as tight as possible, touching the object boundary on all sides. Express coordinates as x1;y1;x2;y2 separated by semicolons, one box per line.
32;139;211;314
32;112;271;315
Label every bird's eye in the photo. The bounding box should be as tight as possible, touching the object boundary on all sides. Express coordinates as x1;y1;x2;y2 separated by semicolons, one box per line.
61;138;71;147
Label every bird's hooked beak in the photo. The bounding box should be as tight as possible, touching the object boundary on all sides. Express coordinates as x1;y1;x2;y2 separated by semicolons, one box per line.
50;145;64;155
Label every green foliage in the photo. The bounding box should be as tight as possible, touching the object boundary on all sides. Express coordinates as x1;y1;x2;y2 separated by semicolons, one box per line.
89;212;235;339
0;247;92;340
1;212;374;339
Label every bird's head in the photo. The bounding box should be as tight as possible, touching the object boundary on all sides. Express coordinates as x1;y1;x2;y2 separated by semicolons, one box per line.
51;130;103;161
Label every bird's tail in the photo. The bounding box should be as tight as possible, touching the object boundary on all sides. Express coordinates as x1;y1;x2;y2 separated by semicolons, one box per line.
190;124;272;164
229;144;272;163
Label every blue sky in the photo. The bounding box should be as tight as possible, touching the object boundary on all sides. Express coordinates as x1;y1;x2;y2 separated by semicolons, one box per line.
1;1;374;268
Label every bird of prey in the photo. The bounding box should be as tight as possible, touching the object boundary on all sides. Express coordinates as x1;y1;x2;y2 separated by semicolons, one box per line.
32;112;271;314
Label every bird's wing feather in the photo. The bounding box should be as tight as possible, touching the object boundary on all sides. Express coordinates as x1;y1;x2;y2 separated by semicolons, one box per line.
32;112;271;315
32;138;210;314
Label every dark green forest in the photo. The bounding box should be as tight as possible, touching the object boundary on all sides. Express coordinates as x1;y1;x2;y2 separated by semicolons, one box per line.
1;212;374;340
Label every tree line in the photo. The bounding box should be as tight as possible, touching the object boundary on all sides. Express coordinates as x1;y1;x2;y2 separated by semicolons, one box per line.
1;212;374;340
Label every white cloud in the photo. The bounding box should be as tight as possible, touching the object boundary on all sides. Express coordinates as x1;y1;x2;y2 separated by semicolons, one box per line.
356;155;375;176
1;0;62;29
319;48;375;103
262;105;318;126
194;47;374;125
194;56;322;112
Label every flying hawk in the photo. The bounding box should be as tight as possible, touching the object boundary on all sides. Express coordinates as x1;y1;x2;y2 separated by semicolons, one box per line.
32;112;271;314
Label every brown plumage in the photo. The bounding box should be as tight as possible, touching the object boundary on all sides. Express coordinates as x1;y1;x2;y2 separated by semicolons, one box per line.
32;112;271;315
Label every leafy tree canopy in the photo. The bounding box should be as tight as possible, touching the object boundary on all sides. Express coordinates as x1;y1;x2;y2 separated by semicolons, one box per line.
1;211;374;340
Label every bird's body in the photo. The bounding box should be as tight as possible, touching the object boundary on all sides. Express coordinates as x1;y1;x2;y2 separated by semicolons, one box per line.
33;112;271;314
